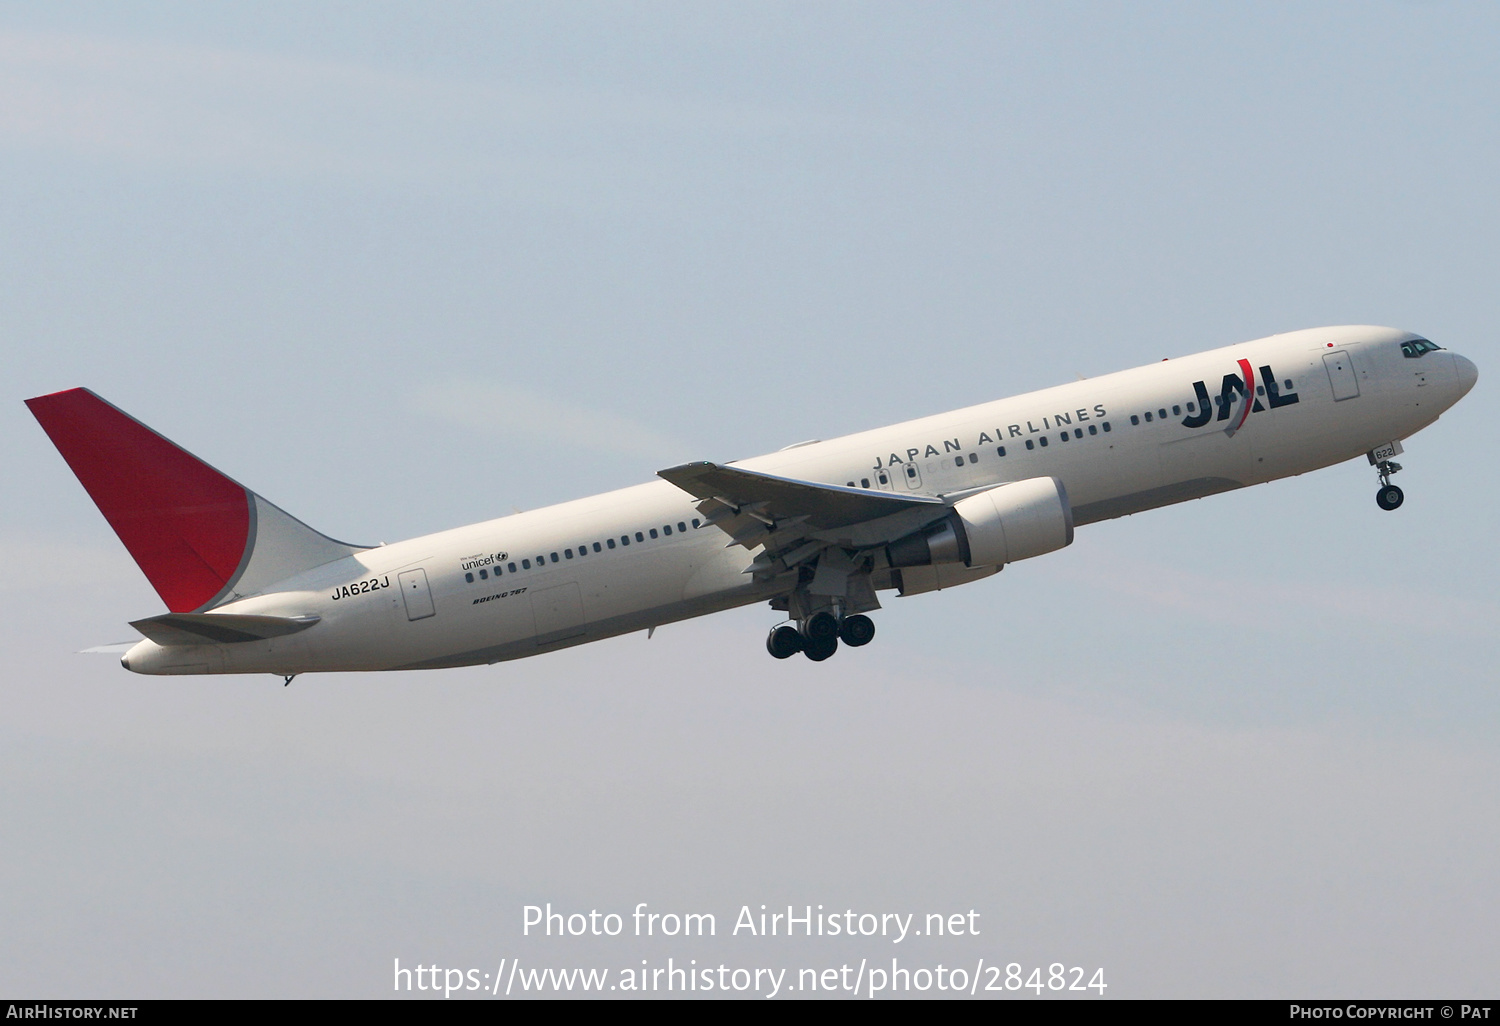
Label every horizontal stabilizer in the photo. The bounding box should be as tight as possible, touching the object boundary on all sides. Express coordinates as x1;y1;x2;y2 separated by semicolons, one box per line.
129;613;321;646
79;642;138;655
658;462;941;531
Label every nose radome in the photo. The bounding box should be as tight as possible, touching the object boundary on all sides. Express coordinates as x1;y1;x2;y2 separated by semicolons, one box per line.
1453;353;1479;396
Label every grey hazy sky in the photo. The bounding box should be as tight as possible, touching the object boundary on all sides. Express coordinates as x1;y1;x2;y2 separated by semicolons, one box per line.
2;1;1497;998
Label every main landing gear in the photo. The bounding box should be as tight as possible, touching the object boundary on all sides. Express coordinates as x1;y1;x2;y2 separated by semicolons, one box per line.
765;612;877;662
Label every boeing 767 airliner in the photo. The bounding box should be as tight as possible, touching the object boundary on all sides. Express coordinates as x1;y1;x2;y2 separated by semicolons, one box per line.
26;325;1477;677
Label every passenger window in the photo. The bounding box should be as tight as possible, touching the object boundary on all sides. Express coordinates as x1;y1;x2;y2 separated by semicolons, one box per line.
1074;429;1082;439
847;481;856;487
649;529;658;539
1256;385;1265;396
663;525;672;536
606;539;615;550
678;522;687;533
1103;422;1111;432
860;479;869;488
621;536;630;546
955;456;965;465
1158;409;1166;419
878;472;889;485
479;568;488;579
1172;405;1181;416
692;518;701;528
1144;412;1153;422
1025;440;1034;450
1131;415;1140;425
968;453;977;462
1088;425;1097;435
508;562;517;573
464;572;474;583
565;549;573;559
1039;436;1049;447
1059;432;1069;442
636;532;644;542
906;466;917;478
550;553;559;563
997;446;1007;457
1186;402;1195;412
593;542;601;552
1284;379;1293;390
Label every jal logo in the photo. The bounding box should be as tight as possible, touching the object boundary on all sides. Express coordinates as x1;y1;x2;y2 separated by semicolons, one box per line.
1183;359;1298;437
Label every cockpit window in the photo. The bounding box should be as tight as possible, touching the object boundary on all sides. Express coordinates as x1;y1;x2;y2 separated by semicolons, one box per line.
1401;339;1443;358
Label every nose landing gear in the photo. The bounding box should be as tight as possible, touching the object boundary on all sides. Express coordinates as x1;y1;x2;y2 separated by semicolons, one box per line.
1368;442;1405;511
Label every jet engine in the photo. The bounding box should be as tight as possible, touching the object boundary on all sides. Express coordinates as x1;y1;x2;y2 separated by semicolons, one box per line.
886;476;1074;570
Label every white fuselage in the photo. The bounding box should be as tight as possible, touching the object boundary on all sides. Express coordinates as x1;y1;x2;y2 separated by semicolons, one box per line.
122;325;1476;675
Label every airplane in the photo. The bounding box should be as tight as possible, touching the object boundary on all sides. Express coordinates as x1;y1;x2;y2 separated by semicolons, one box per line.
26;325;1477;679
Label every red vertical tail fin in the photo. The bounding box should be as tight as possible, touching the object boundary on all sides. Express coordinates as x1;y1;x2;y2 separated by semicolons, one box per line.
26;388;362;612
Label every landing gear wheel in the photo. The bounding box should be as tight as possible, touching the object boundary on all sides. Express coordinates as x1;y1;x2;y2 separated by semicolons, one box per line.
802;634;839;662
1376;484;1404;511
766;625;803;659
804;611;839;641
839;614;875;647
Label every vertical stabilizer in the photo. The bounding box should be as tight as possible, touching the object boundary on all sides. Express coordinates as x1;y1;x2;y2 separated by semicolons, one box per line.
26;388;365;612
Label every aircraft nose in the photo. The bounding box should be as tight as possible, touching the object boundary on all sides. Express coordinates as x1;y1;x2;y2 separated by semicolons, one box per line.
1453;353;1479;397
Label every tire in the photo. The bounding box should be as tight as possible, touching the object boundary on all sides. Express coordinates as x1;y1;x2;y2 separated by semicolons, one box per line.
804;611;839;641
839;614;876;647
1376;485;1404;511
766;625;803;659
802;634;839;661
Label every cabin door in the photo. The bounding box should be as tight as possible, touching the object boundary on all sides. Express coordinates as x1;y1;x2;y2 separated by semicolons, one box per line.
398;568;436;621
1323;351;1360;401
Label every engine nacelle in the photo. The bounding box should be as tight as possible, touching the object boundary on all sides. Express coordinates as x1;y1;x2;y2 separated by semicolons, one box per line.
886;476;1074;570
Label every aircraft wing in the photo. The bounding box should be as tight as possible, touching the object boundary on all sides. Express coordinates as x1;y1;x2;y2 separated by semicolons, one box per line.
658;461;950;579
658;462;941;529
